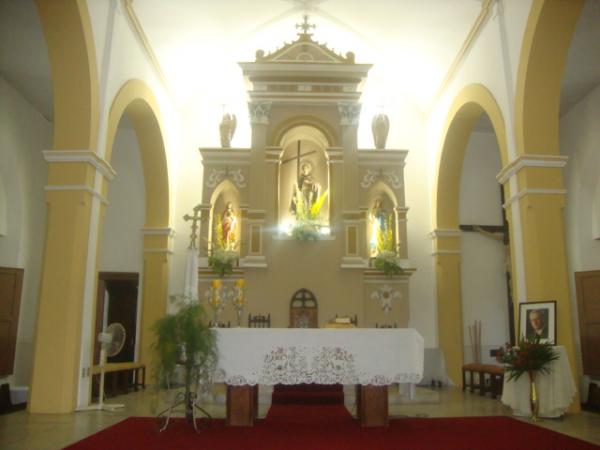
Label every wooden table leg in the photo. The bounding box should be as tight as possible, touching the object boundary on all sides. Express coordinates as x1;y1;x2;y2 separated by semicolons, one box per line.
252;385;259;420
357;385;388;427
226;385;255;426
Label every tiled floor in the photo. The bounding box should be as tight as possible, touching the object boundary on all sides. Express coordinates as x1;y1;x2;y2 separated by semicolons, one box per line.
0;386;598;450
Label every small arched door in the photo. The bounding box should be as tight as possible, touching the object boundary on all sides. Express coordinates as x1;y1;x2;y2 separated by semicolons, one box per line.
289;288;318;328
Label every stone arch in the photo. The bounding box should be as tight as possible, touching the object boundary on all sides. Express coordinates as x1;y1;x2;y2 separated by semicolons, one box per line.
104;79;170;228
271;116;338;148
515;0;584;157
34;0;99;150
432;84;510;384
434;84;509;231
102;79;171;372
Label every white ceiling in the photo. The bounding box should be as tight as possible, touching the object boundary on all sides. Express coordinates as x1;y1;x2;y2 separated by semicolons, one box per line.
0;0;598;126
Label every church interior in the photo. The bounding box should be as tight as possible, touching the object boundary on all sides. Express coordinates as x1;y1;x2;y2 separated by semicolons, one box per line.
1;0;600;448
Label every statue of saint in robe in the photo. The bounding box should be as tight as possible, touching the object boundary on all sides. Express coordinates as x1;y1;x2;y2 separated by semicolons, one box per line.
221;202;237;250
370;198;388;256
290;161;320;215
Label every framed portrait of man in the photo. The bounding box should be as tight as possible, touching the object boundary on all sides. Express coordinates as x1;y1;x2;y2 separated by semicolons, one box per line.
518;301;557;344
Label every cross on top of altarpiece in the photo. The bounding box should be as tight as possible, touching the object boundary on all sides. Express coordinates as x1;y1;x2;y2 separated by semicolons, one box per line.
296;14;316;37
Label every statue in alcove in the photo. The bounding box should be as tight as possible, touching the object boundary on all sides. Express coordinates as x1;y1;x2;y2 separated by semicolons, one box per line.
370;198;391;256
221;202;237;250
290;161;321;215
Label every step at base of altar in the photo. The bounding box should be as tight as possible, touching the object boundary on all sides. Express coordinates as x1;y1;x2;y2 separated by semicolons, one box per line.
272;384;345;405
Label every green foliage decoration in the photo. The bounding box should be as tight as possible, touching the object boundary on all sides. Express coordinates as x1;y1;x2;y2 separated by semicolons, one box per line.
498;334;559;382
152;296;217;390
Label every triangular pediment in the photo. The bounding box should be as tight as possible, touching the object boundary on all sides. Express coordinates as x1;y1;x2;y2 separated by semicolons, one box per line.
257;33;355;64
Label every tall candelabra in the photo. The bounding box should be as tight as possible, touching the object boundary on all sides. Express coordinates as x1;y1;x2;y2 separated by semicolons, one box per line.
204;280;245;326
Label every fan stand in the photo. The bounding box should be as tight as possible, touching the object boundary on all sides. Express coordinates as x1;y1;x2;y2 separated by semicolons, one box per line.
78;348;125;412
156;366;212;433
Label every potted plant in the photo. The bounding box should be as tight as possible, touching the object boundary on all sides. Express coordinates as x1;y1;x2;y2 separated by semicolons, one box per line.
152;295;217;430
497;335;559;420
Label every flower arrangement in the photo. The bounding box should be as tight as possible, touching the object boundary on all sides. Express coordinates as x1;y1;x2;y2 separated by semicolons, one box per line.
208;247;238;277
373;216;403;276
373;250;404;277
290;188;329;241
497;334;559;382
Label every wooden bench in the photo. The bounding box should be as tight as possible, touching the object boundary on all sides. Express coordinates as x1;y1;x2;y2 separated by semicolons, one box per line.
462;363;504;399
91;361;146;393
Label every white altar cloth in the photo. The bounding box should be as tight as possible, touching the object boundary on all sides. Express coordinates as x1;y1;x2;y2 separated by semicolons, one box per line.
501;346;576;418
213;328;424;386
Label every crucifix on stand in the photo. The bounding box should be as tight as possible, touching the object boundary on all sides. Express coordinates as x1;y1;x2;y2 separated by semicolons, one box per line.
459;187;515;345
183;204;202;249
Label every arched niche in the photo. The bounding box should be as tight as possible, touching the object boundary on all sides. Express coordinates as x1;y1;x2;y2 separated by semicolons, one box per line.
366;181;398;257
277;125;330;229
209;179;241;251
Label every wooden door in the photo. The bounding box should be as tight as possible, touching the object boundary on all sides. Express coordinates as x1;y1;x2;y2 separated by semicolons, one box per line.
289;288;318;328
0;267;23;376
94;272;139;364
575;270;600;377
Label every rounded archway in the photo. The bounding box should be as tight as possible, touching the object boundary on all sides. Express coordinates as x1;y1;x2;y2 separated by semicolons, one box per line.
432;84;511;384
100;79;171;376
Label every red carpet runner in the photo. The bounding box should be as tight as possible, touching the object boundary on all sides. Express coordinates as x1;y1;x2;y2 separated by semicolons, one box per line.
64;404;600;450
271;383;345;405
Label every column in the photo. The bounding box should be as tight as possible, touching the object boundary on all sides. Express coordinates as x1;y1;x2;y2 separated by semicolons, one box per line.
29;152;113;413
431;229;463;385
139;229;173;374
504;157;580;410
337;102;361;212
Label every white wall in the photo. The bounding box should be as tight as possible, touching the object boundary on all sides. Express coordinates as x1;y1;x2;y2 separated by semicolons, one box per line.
0;76;51;386
561;83;600;399
99;125;145;273
459;130;509;364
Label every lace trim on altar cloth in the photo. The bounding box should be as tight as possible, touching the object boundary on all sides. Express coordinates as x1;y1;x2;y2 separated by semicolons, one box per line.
213;345;423;386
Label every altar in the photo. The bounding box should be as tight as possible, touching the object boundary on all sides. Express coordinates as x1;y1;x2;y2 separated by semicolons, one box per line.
213;328;424;426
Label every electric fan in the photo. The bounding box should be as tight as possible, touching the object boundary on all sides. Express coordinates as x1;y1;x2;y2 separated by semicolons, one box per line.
78;322;126;412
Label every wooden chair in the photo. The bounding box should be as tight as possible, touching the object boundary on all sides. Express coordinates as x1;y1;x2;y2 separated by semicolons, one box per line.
248;313;271;328
462;363;504;398
375;322;398;328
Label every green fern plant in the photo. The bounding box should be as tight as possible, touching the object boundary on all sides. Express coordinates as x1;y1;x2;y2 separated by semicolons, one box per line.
152;296;217;390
